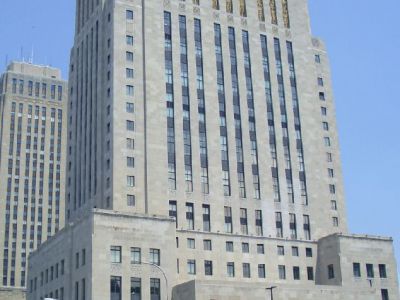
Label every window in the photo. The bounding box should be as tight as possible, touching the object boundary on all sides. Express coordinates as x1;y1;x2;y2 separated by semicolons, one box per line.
324;137;331;147
278;265;286;280
126;68;134;79
307;267;314;280
202;204;211;232
110;276;122;300
150;278;160;300
255;210;263;236
306;248;313;257
126;10;134;20
319;92;325;101
76;252;80;268
127;157;135;168
257;244;264;254
82;249;86;266
127;176;135;187
323;122;329;131
381;289;389;300
131;248;141;264
205;260;213;276
186;203;194;230
187;259;196;275
257;264;265;278
131;278;141;300
289;213;297;239
126;85;134;96
169;200;177;226
331;200;337;210
203;240;212;251
242;243;249;253
149;249;160;266
187;238;195;249
379;264;387;278
315;54;321;63
318;77;324;86
329;184;336;194
293;266;300;280
277;246;285;256
127;138;134;149
127;195;135;206
224;206;232;233
226;241;234;252
321;106;327;116
240;208;248;234
126;35;134;45
327;152;333;162
127;120;135;131
366;264;374;278
126;102;134;113
353;263;361;278
243;263;251;278
292;247;299;257
126;51;134;61
328;264;335;279
328;168;334;177
227;262;235;277
333;217;339;227
111;246;122;263
303;215;311;240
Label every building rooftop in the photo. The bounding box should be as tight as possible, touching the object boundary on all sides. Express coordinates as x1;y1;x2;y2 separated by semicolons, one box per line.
6;61;62;80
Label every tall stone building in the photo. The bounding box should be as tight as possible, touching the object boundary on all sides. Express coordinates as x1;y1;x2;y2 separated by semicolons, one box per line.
0;62;67;299
27;0;399;300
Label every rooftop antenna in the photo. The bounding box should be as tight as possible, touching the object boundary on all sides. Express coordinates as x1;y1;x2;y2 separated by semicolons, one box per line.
20;46;24;62
30;45;34;64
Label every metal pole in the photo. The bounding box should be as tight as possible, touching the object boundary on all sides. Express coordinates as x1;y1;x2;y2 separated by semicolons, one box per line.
141;262;169;300
266;286;277;300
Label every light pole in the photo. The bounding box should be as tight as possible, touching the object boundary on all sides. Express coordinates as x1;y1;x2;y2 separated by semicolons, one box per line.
266;286;277;300
140;262;169;300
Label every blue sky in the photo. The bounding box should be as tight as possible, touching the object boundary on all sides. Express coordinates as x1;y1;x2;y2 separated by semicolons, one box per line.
0;0;399;274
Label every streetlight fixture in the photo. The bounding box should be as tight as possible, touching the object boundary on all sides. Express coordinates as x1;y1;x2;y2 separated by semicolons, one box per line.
266;286;277;300
140;261;169;300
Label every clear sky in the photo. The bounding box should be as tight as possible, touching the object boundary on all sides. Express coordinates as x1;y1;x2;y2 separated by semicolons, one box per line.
0;0;399;275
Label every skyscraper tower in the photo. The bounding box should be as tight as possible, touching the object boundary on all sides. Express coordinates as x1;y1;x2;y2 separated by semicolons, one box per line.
0;62;67;298
27;1;399;300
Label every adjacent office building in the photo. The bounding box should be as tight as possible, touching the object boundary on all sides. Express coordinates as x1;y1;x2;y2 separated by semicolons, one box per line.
0;62;67;299
27;0;399;300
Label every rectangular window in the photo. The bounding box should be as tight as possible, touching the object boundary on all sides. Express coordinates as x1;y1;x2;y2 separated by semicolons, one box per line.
331;200;337;210
126;102;134;113
110;276;122;300
328;264;335;279
289;213;297;239
187;238;195;249
278;265;286;280
353;263;361;277
127;176;135;187
318;77;324;86
242;243;249;253
379;264;387;278
131;277;141;300
319;92;325;101
205;260;213;276
255;210;263;236
127;194;135;206
240;208;248;235
303;215;311;240
224;206;232;233
131;247;141;264
126;51;134;61
150;278;160;300
51;84;56;99
127;157;135;168
169;200;177;227
275;212;283;237
277;246;285;256
292;247;299;257
226;241;234;252
258;264;266;278
243;263;251;278
127;138;134;149
202;204;211;232
306;247;313;257
315;54;321;63
149;249;160;266
126;68;134;78
307;266;314;280
257;244;264;254
126;120;135;131
227;262;235;277
187;259;196;274
293;266;300;280
203;240;212;251
126;10;134;20
333;217;339;227
381;289;389;300
126;35;134;45
111;246;122;263
126;85;134;96
366;264;374;278
186;203;194;230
